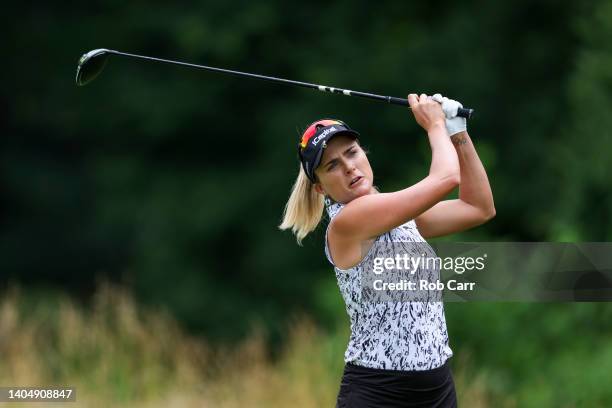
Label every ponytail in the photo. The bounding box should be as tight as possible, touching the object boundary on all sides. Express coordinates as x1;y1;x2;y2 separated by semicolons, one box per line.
279;165;326;245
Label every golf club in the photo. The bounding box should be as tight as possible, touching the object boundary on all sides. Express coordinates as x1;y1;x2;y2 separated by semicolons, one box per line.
76;48;474;118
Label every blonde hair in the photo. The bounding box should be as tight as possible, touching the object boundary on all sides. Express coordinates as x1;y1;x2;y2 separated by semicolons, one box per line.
279;165;325;245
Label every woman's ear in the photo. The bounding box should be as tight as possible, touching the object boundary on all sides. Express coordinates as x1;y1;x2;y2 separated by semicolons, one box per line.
314;183;326;195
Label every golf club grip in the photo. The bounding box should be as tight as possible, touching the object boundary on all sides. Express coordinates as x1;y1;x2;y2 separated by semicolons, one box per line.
387;97;474;119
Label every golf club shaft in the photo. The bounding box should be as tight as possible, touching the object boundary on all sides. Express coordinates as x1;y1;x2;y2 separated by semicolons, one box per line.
105;50;474;119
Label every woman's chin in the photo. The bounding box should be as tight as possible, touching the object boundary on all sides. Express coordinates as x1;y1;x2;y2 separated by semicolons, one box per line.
350;180;372;198
337;180;373;203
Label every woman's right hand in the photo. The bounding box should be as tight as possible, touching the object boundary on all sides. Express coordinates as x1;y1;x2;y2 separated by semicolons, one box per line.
408;93;446;132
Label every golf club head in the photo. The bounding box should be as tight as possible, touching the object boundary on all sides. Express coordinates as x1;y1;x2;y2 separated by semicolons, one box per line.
75;49;112;86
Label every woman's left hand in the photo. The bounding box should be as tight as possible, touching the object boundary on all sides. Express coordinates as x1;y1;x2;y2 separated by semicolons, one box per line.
432;94;467;136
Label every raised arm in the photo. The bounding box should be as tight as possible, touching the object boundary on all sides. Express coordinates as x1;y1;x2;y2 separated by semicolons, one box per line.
415;118;495;238
330;94;460;242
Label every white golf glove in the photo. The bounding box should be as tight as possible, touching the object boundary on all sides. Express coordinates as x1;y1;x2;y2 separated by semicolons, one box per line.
432;93;466;136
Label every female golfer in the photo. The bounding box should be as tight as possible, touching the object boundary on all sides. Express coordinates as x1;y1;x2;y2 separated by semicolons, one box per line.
280;93;495;407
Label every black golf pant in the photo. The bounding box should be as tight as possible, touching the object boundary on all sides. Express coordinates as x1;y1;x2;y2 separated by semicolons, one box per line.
335;360;457;408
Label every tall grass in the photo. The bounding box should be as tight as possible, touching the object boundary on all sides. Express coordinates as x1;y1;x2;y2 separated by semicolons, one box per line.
0;284;504;407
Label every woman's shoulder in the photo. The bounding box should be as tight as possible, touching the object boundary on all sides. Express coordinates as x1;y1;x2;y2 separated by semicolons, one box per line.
324;200;364;269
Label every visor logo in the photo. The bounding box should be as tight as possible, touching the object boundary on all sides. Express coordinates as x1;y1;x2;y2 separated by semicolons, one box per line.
312;127;337;146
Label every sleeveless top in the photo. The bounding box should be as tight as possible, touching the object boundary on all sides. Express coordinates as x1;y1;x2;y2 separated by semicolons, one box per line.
324;201;453;371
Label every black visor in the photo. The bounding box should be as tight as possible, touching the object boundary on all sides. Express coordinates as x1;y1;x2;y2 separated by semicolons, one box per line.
298;121;360;182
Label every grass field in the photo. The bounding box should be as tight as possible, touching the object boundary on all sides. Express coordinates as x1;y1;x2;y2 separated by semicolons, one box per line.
0;283;517;407
5;283;612;407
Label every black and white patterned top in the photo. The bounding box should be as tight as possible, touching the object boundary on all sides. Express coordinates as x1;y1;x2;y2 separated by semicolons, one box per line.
324;201;453;370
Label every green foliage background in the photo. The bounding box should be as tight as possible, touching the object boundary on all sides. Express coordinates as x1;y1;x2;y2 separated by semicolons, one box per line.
2;0;612;405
